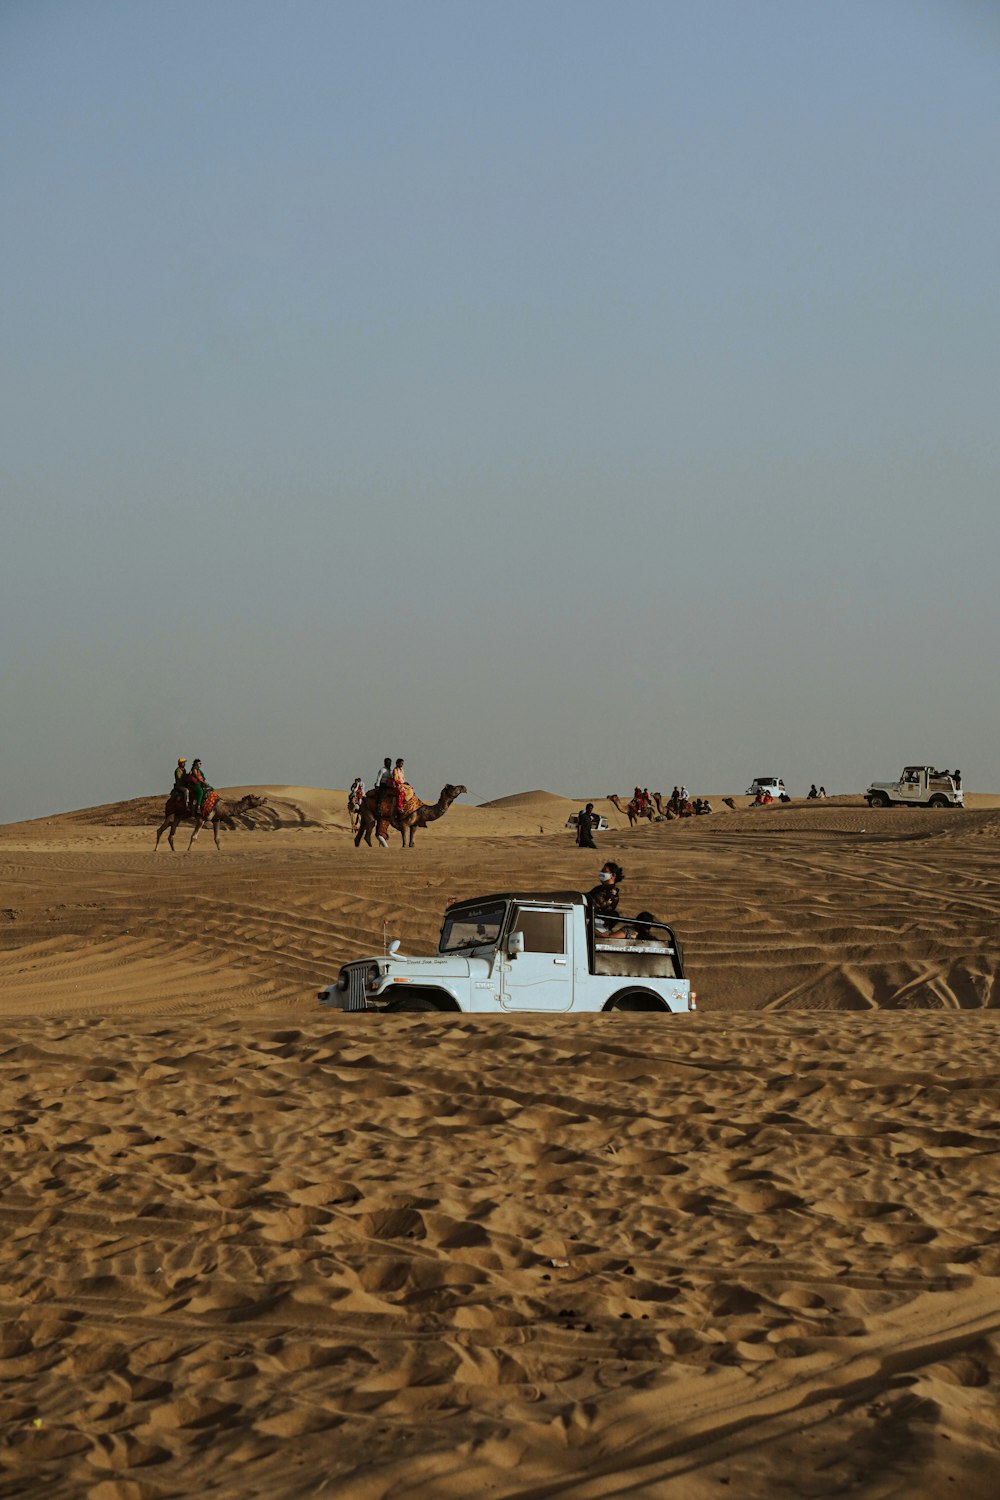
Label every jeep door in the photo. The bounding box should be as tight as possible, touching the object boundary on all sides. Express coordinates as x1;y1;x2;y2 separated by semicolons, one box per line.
500;907;573;1011
897;769;923;803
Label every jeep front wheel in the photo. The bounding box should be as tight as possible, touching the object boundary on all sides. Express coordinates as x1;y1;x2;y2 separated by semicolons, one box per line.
867;792;890;808
388;994;441;1013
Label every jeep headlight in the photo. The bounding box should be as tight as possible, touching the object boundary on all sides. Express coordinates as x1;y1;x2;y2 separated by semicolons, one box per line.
366;963;381;990
335;970;349;992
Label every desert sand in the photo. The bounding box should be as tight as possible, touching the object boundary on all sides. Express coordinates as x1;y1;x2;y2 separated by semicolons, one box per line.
2;787;1000;1498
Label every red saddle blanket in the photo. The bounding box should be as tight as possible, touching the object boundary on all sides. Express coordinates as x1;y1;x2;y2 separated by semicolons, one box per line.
166;789;218;819
366;786;418;818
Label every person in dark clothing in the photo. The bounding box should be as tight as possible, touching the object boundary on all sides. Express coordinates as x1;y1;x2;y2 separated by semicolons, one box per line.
587;861;623;932
173;758;191;809
577;802;597;848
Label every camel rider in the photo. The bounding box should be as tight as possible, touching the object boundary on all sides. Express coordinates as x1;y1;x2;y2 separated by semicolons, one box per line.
392;758;411;815
189;758;212;817
371;759;396;848
173;758;191;810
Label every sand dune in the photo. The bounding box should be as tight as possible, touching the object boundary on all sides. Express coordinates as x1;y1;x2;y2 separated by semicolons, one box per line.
481;788;577;810
2;788;1000;1496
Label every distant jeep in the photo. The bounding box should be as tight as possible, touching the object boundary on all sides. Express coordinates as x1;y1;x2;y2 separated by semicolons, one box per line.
865;766;964;809
746;777;788;800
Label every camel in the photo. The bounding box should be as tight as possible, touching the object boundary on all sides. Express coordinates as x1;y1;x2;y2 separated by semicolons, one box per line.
355;783;466;848
607;794;654;828
155;792;267;852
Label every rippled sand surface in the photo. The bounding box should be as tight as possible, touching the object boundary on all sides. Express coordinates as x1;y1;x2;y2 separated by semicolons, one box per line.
2;790;999;1497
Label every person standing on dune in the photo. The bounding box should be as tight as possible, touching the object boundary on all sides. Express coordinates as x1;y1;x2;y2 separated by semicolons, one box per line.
577;803;597;849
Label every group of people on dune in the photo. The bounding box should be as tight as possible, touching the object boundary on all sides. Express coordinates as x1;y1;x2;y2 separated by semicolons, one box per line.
640;785;711;818
663;786;713;816
629;785;692;815
576;787;712;846
631;784;711;818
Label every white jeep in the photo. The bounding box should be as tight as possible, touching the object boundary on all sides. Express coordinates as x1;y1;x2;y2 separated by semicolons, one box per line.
865;767;964;809
746;777;787;800
318;891;695;1015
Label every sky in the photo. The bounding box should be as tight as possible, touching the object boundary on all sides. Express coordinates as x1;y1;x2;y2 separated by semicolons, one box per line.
2;0;999;822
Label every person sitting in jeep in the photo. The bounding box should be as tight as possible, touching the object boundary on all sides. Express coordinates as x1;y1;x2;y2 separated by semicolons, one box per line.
587;861;623;934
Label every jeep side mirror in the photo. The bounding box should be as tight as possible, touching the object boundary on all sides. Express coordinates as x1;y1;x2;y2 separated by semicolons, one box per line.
388;940;400;956
507;931;525;958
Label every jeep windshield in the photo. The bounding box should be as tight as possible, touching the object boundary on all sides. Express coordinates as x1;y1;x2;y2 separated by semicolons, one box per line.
439;902;507;954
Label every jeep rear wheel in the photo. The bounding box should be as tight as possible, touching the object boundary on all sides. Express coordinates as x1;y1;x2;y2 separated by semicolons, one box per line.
605;990;669;1013
867;792;890;808
928;794;949;809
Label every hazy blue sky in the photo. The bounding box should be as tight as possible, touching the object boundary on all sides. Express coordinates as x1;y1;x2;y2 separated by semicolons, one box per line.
3;0;998;822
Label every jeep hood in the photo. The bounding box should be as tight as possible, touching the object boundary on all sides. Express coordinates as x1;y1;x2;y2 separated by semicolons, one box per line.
381;954;493;981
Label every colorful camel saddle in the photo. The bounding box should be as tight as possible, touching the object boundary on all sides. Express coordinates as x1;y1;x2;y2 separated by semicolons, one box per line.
367;785;419;816
169;788;218;819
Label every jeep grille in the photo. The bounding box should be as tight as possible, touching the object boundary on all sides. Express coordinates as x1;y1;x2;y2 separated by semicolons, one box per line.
342;961;371;1012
